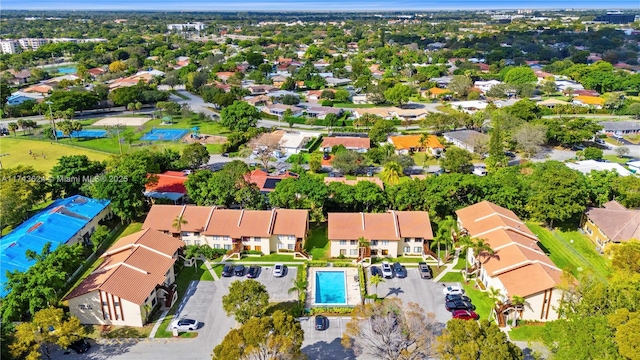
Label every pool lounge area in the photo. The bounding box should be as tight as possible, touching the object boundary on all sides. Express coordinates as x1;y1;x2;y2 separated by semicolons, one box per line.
307;267;361;308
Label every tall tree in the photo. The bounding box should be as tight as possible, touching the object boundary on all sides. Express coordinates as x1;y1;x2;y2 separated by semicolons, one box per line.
181;143;210;169
368;119;396;143
9;307;87;360
49;155;105;198
513;123;547;158
332;151;364;175
383;83;414;107
439;147;473;174
447;75;473;98
222;280;269;324
220;101;261;132
342;298;438;360
436;319;523;360
380;161;403;185
503;66;537;85
212;310;305;360
0;166;48;228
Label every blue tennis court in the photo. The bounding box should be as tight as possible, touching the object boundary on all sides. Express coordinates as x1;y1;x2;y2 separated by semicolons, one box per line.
141;128;189;141
56;129;107;138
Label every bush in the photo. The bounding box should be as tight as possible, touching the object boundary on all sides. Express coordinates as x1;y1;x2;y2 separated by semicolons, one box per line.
332;262;354;267
308;261;328;267
308;307;354;315
244;250;264;255
320;100;333;107
358;265;367;299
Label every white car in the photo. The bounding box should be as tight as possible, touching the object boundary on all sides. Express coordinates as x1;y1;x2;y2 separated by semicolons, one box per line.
273;263;285;277
170;318;200;331
442;283;465;296
472;166;487;176
381;261;393;279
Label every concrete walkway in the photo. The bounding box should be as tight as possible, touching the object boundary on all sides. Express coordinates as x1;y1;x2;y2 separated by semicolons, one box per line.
148;309;170;338
432;248;461;282
199;256;219;281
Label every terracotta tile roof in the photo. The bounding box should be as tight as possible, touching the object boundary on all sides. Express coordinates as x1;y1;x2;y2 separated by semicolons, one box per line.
328;211;433;241
585;201;640;243
321;137;370;150
23;85;52;94
573;95;605;106
65;229;183;304
145;171;187;194
245;168;298;192
497;263;563;297
389;135;444;151
426;87;450;95
324;177;384;189
142;205;308;239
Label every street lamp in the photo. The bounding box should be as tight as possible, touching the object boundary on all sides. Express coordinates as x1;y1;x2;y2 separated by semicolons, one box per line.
45;101;58;143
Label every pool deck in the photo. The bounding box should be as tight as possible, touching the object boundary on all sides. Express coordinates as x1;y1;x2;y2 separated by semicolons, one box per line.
306;267;361;308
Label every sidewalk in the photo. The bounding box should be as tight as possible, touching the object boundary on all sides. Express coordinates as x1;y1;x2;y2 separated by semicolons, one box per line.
432;248;461;282
199;256;219;281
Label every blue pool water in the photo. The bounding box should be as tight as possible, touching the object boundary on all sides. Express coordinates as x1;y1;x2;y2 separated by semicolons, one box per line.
56;129;107;138
54;66;77;74
315;271;346;305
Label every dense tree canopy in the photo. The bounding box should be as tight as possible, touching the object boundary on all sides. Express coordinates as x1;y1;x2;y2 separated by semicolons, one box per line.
222;280;269;324
437;319;523;360
0;166;48;229
49;155;105;198
220;100;261;132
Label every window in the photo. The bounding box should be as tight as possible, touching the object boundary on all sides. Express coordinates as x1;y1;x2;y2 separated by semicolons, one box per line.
184;240;190;245
103;313;110;320
213;236;222;241
381;249;389;256
194;232;200;236
278;243;284;249
381;240;389;246
404;238;411;243
78;304;92;310
151;297;156;306
114;301;120;307
371;240;379;246
414;247;421;253
349;249;358;255
194;240;201;246
91;226;95;234
339;240;347;245
224;245;231;250
350;240;357;245
102;301;108;306
415;238;423;242
181;232;190;237
254;238;261;242
371;250;378;255
586;227;593;235
340;249;346;255
403;246;410;253
288;244;294;250
214;244;220;249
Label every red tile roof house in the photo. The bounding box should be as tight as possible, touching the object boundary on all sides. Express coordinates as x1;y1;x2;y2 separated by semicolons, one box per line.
65;229;184;327
456;201;566;323
245;169;299;193
328;211;435;262
320;136;370;153
581;200;640;253
144;171;188;204
142;205;310;260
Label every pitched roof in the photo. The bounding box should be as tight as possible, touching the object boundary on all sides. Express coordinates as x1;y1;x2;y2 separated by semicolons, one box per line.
321;136;370;150
389;135;444;150
443;130;489;145
328;211;433;241
573;95;605;106
324;177;384;189
426;87;450;95
145;171;188;194
245;169;298;192
142;205;308;239
585;200;640;243
65;229;183;304
497;263;564;297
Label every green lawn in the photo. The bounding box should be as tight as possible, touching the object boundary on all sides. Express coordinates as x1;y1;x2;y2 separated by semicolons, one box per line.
509;324;547;341
439;271;464;283
1;137;112;174
453;257;467;270
155;261;213;338
527;222;611;282
305;223;330;260
411;152;439;167
462;283;495;321
333;103;377;108
603;154;629;164
235;253;307;263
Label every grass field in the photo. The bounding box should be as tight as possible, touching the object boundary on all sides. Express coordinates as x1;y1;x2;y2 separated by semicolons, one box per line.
509;324;547;341
439;271;464;283
602;154;629;164
462;283;495;321
1;137;112;174
527;222;611;282
304;223;330;260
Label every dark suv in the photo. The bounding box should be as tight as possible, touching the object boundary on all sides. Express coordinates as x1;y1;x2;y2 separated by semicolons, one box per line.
233;265;245;276
393;262;407;278
246;265;260;278
221;264;234;277
69;339;91;354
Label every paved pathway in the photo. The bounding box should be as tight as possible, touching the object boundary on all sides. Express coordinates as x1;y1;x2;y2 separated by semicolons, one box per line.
199;256;219;281
432;248;461;282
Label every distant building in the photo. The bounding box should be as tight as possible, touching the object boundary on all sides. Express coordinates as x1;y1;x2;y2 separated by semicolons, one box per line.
593;11;638;24
0;40;21;54
167;22;207;31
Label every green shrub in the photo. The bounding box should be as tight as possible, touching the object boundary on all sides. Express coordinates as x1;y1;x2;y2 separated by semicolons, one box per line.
244;250;264;255
331;262;354;267
358;265;367;299
308;261;328;267
308;307;354;315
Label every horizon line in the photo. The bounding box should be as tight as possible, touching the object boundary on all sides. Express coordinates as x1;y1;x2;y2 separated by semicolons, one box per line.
2;7;636;11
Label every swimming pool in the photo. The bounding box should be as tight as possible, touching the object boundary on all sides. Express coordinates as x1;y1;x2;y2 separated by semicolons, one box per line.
54;66;77;74
315;270;347;305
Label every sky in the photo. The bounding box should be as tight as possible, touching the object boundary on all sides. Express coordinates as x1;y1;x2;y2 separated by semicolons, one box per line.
1;0;638;11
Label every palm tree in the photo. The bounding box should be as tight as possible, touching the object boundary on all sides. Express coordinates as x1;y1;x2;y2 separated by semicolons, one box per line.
487;286;503;321
457;235;475;280
172;215;188;239
369;274;385;299
7;122;18;137
380;161;403;185
357;236;370;261
510;295;526;325
288;277;308;308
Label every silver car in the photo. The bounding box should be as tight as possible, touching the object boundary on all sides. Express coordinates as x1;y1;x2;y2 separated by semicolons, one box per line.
381;261;393;279
273;263;285;277
170;318;200;331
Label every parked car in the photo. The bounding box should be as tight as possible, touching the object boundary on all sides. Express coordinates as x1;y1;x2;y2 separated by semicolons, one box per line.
221;264;234;277
442;283;465;296
452;309;480;320
170;318;200;331
246;265;260;278
393;262;407;278
472;166;487;176
445;294;472;303
233;265;245;276
315;315;329;330
222;152;229;157
68;339;91;354
323;151;330;160
273;263;285;277
418;262;432;279
445;299;475;312
504;151;516;158
370;266;382;277
381;261;393;279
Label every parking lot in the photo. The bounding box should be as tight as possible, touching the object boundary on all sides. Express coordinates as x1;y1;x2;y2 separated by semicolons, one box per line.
301;316;357;360
367;265;455;325
217;264;298;302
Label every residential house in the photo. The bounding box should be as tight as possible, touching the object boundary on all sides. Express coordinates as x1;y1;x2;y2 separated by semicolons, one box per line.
325;77;351;87
87;68;106;78
279;132;316;154
215;72;236;83
388;135;444;155
22;84;53;95
352;94;369;104
263;104;304;118
7;92;44;105
6;69;31;85
537;98;570;108
144;171;188;204
304;106;343;119
421;87;451;99
556;80;585;92
0;195;112;297
271;75;289;87
474;80;502;94
599;121;640;136
327;211;435;260
245;95;271;107
443;130;489;153
65;229;184;327
142;205;309;257
572;95;605;108
582;200;640;252
306;90;331;101
456;201;565;322
108;73;154;90
324;177;384;190
430;76;454;87
564;89;599;97
247;85;277;95
493;99;519;108
565;160;632;177
320;136;370;153
449;100;489;114
245;169;299;193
